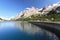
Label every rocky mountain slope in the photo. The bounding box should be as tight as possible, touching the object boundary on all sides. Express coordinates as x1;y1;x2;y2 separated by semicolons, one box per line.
11;2;60;20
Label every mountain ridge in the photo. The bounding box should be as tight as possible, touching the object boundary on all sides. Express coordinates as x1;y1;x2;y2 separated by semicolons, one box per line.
11;2;60;20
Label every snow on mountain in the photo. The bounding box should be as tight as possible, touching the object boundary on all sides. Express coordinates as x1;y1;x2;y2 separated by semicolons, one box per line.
11;2;60;20
11;7;41;20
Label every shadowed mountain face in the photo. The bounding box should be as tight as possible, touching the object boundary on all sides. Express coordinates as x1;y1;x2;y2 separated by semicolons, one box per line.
56;6;60;11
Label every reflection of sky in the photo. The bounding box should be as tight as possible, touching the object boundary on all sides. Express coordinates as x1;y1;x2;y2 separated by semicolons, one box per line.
15;21;43;34
0;21;59;40
15;21;59;40
0;22;15;28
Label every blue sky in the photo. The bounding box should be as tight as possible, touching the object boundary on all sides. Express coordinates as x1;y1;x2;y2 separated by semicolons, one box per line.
0;0;60;19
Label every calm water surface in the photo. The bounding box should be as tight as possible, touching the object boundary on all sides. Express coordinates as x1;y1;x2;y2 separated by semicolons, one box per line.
0;21;59;40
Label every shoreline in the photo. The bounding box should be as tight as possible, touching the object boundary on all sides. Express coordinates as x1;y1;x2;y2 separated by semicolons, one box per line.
29;21;60;39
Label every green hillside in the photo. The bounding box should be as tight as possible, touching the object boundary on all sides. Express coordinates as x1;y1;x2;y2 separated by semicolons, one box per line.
16;10;60;21
0;18;3;20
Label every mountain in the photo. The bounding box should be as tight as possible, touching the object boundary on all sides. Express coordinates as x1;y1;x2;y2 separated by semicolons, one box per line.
0;18;5;21
0;18;3;20
11;2;60;20
42;2;60;13
11;7;42;20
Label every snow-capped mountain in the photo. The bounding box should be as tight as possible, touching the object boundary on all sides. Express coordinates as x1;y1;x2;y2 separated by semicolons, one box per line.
41;2;60;13
11;7;41;20
11;2;60;20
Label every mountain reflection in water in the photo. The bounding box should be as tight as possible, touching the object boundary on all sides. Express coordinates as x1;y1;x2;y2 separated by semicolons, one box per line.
0;21;59;40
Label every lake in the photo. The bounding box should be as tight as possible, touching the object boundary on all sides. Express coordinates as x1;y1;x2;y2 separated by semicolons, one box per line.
0;21;59;40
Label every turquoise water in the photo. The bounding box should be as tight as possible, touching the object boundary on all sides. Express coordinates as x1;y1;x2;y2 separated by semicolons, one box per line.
0;21;59;40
